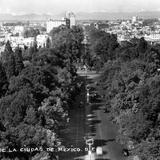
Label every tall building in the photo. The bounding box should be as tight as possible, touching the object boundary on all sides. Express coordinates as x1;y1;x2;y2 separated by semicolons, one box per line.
66;12;76;27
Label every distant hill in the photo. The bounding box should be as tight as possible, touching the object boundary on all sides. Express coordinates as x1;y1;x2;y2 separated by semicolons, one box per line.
76;11;160;20
0;11;160;21
0;13;65;21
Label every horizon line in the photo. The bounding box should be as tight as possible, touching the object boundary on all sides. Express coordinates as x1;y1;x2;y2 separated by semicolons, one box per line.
1;10;160;16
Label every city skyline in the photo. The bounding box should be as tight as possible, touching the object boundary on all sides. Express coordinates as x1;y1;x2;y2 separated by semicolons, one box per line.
0;0;160;15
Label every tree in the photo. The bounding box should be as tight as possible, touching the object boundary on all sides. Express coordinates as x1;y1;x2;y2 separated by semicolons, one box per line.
21;65;57;91
108;34;119;60
0;88;35;126
0;62;8;97
136;37;148;59
23;28;40;38
1;41;16;80
14;47;24;76
5;54;16;80
1;41;13;64
99;34;160;160
0;23;84;160
46;37;51;48
50;25;84;64
24;107;38;125
8;75;32;94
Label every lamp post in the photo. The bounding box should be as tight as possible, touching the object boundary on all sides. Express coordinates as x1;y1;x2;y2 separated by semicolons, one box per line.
85;138;94;155
87;88;89;104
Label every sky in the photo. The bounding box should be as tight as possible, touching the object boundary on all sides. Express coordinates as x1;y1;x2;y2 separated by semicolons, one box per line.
0;0;160;15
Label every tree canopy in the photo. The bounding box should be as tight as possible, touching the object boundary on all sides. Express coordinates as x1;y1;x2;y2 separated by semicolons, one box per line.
0;25;84;160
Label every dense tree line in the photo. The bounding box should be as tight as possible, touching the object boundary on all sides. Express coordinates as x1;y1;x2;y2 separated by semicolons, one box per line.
83;27;119;70
89;27;160;160
0;25;84;160
23;28;40;38
142;18;159;26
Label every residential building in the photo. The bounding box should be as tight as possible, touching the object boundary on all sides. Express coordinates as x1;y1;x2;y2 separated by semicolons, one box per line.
14;26;25;36
36;34;50;48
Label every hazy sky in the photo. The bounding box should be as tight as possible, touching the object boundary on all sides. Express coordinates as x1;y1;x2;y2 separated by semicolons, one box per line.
0;0;160;15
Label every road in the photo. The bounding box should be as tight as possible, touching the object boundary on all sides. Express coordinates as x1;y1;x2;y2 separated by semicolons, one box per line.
75;70;126;160
59;70;126;160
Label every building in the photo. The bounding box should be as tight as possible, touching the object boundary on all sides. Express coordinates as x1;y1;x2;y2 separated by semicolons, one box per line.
36;34;50;48
66;12;76;27
46;12;76;33
5;35;35;49
46;19;67;33
132;16;138;24
14;26;24;36
144;33;160;43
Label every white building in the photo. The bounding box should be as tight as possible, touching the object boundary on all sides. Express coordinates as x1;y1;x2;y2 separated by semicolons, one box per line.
66;12;76;27
46;19;66;33
23;37;35;47
132;16;138;24
5;34;51;49
6;35;35;49
46;12;76;33
70;15;76;27
36;34;50;48
144;33;160;43
14;26;24;36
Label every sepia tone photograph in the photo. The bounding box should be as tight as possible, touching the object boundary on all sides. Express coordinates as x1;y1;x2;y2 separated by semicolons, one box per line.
0;0;160;160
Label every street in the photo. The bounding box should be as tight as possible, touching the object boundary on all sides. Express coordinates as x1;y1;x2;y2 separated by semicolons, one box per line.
74;71;126;160
59;70;126;160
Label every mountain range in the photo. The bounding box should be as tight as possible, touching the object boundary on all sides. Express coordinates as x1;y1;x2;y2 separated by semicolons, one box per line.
0;11;160;21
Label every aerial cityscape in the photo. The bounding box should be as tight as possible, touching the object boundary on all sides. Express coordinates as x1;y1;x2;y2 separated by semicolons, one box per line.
1;12;160;53
0;0;160;160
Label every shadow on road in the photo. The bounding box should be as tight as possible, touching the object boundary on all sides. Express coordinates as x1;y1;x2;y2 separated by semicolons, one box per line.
90;119;101;125
90;104;102;111
94;139;107;147
94;139;115;147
